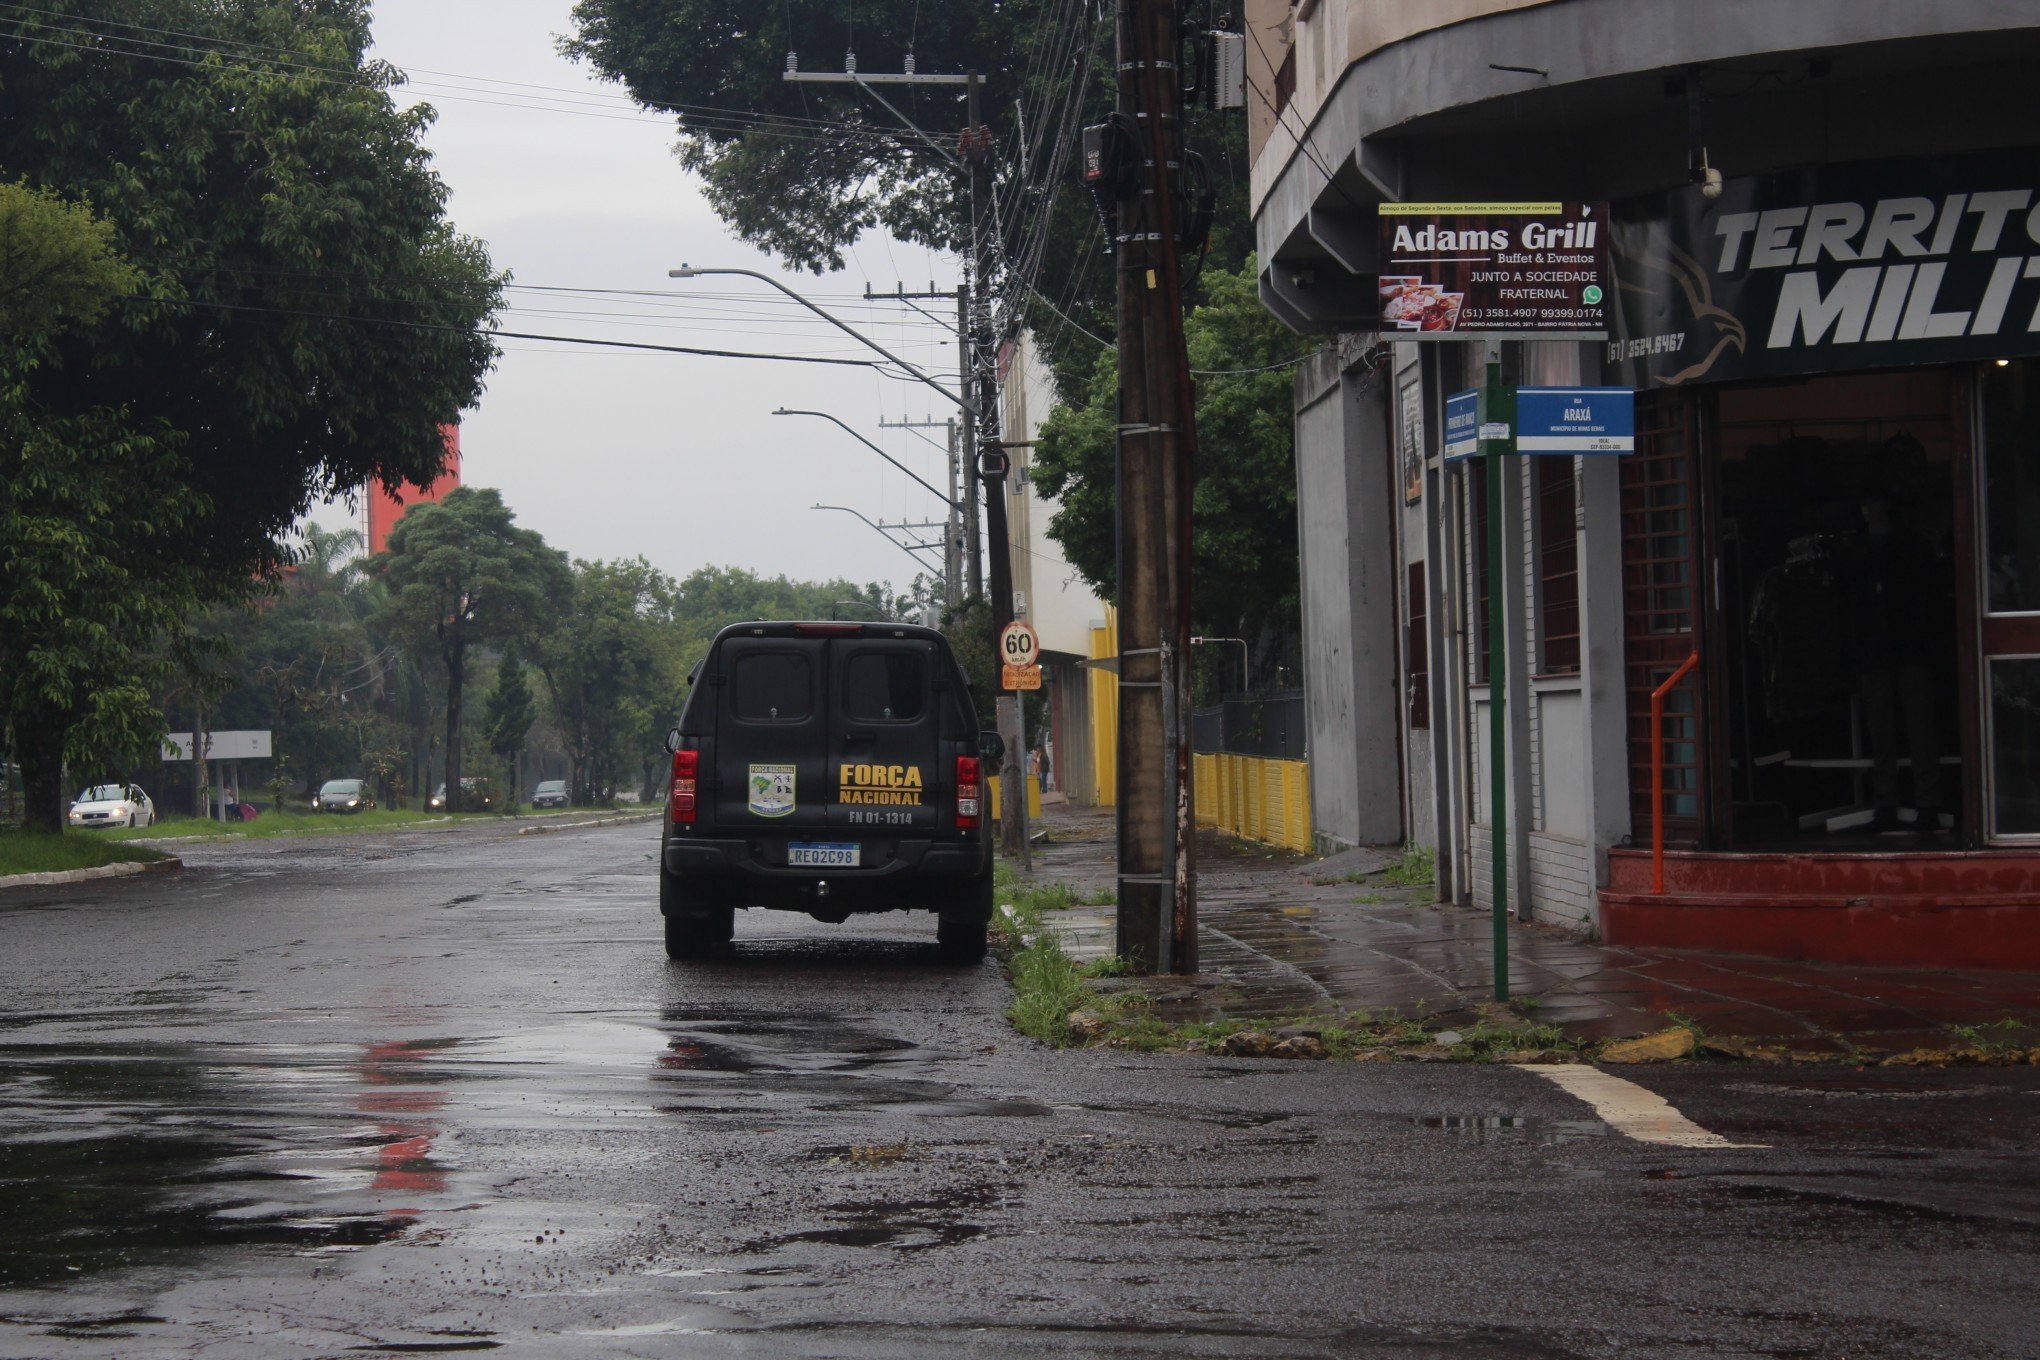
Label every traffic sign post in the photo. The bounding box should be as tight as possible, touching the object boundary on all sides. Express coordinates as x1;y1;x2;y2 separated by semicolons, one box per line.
995;620;1040;870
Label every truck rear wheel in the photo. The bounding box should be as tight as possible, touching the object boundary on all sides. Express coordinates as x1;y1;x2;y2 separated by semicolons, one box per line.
660;869;734;959
937;917;988;964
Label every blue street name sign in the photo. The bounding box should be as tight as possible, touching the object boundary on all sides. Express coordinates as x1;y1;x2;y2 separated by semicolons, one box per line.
1443;388;1481;461
1515;385;1635;454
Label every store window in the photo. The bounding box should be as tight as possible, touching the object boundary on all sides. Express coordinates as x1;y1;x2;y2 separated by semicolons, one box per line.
1979;359;2040;837
1536;457;1580;676
1717;370;1959;847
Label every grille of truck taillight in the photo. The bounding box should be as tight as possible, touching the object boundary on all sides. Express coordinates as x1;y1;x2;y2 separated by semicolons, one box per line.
669;749;698;823
955;755;981;829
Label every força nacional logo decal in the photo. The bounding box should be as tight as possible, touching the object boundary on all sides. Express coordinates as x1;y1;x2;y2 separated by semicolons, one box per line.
747;764;796;818
838;763;925;806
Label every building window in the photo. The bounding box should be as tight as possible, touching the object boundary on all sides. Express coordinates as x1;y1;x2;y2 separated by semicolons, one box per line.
1536;457;1581;675
1406;562;1429;730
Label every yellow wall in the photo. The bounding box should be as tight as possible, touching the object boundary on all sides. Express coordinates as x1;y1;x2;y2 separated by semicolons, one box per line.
988;773;1043;822
1193;753;1314;854
1088;612;1119;807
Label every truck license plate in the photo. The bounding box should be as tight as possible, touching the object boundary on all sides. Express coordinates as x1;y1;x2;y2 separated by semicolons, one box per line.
789;843;860;868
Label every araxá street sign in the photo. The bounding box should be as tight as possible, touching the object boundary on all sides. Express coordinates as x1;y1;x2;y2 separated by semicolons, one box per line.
999;620;1042;691
1515;386;1635;454
163;730;272;761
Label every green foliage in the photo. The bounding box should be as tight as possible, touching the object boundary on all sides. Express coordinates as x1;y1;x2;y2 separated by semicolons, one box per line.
1032;257;1307;642
378;488;570;812
0;367;206;831
534;558;680;806
0;180;140;335
484;653;537;803
563;1;1252;392
1380;843;1438;887
0;2;503;826
2;0;505;579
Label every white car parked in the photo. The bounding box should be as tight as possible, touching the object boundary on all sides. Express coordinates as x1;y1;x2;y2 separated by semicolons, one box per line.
68;784;156;829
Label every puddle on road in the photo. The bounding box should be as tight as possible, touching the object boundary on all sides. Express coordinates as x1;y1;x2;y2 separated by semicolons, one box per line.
0;1037;465;1287
651;1008;1053;1121
1;1006;1047;1291
1418;1113;1610;1143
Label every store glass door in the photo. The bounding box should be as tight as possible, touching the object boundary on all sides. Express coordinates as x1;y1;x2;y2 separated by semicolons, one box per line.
1978;359;2040;839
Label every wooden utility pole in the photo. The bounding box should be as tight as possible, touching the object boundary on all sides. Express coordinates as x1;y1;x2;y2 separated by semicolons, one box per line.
1113;0;1197;972
782;53;1027;862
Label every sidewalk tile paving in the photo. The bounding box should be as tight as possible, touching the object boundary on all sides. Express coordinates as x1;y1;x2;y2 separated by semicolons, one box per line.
1018;804;2040;1054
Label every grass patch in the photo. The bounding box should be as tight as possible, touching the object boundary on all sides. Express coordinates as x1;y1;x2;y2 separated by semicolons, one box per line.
1950;1018;2031;1059
0;832;169;877
103;808;466;843
1378;843;1437;888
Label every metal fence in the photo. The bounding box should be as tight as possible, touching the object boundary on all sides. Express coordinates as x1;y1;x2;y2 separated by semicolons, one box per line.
1191;691;1306;760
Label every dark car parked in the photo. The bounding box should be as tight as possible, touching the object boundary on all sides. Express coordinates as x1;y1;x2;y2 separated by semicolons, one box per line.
314;779;374;814
658;620;1002;962
531;780;570;810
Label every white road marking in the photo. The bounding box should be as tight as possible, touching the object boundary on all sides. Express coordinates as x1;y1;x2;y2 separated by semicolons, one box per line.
1526;1064;1768;1149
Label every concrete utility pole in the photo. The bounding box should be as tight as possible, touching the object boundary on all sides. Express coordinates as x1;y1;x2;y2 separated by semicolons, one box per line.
784;54;1026;861
1112;0;1198;972
879;413;966;609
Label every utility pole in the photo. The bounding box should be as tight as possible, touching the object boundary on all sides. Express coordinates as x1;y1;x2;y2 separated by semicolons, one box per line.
786;53;1026;863
879;413;966;610
1110;0;1198;972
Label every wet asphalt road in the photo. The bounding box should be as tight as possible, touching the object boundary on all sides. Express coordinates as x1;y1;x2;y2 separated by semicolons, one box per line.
0;822;2035;1359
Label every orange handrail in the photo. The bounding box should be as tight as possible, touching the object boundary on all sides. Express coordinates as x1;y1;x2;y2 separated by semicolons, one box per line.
1650;651;1701;895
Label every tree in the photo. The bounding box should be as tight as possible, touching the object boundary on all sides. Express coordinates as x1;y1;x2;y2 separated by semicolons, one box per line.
0;182;207;832
0;2;504;820
0;180;139;333
563;1;1251;392
536;558;679;807
484;653;537;809
378;488;569;813
1032;256;1308;656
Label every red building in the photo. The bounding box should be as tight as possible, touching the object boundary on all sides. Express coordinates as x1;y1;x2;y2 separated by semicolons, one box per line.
367;425;462;554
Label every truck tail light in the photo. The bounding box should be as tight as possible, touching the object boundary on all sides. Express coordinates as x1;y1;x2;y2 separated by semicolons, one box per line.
669;749;698;823
955;755;981;829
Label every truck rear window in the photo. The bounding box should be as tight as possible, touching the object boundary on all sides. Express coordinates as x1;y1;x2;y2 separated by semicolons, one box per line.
842;651;926;722
730;651;813;722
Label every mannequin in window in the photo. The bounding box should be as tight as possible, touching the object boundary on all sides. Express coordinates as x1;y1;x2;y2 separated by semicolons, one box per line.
1849;493;1944;834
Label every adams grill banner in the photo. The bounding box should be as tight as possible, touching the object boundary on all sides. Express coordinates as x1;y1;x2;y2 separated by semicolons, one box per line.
1607;148;2040;388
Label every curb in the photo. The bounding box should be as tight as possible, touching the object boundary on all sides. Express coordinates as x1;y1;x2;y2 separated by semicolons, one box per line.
517;812;659;836
0;857;182;890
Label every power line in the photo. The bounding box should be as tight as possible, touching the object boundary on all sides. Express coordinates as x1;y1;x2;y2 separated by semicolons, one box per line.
117;294;894;367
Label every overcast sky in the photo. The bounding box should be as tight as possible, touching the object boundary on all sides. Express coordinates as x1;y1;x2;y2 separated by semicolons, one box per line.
324;0;964;594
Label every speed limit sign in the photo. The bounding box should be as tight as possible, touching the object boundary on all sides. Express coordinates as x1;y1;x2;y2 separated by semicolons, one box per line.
998;621;1041;695
1000;620;1040;669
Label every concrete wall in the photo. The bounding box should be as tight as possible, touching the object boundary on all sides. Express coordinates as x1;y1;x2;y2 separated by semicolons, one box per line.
1293;341;1402;849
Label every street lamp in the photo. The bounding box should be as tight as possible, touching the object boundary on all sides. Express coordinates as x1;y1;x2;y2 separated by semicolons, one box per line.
668;266;970;414
773;408;958;509
812;504;944;571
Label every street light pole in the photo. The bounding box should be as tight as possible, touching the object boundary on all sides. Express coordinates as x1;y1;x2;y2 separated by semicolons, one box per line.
773;408;961;512
811;505;946;571
668;266;970;415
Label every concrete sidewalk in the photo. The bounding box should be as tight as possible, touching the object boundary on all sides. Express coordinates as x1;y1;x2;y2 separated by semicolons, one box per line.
1020;805;2040;1059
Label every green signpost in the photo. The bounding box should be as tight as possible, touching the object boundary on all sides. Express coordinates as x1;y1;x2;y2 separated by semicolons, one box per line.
1479;354;1513;1004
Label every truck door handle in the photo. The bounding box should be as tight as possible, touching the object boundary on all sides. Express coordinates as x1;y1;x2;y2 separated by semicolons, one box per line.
843;729;876;744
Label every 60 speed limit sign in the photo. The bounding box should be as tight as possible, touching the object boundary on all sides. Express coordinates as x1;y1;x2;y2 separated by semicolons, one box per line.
999;621;1042;690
